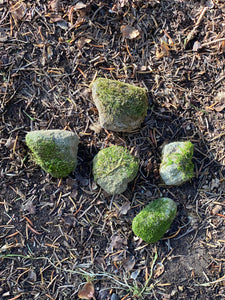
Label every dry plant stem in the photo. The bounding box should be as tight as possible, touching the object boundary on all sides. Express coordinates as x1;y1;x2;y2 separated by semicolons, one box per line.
139;251;158;295
184;7;208;48
201;37;225;48
194;275;225;287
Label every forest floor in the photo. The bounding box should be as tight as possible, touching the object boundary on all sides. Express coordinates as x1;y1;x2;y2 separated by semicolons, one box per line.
0;1;225;299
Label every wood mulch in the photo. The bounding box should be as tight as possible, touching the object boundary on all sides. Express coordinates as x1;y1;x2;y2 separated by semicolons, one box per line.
0;1;225;299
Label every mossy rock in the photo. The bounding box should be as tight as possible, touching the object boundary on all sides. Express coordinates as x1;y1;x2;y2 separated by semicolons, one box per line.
92;145;139;194
160;141;194;186
132;198;177;243
26;130;79;178
91;78;148;132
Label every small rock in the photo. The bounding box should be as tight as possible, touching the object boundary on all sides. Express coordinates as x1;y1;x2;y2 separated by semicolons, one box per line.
92;145;139;194
91;78;148;132
160;141;194;186
132;197;177;243
26;130;79;178
111;293;120;300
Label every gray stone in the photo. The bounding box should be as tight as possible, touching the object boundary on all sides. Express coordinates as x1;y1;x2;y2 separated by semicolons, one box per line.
91;78;148;132
26;130;79;178
132;198;177;243
160;141;194;186
92;145;139;194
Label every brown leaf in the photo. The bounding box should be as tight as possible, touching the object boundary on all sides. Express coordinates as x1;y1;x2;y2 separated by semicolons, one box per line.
214;104;225;112
156;42;170;59
111;0;129;12
49;0;60;12
122;255;136;272
153;262;165;278
212;204;222;215
74;2;87;10
5;138;15;149
89;123;102;134
11;1;26;22
22;200;36;214
107;234;127;252
74;2;89;17
120;25;140;40
119;201;131;215
76;37;92;50
78;282;95;300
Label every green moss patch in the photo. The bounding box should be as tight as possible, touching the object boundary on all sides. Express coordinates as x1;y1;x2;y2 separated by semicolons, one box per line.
93;145;139;194
91;78;148;132
132;198;177;243
26;130;79;178
160;141;194;186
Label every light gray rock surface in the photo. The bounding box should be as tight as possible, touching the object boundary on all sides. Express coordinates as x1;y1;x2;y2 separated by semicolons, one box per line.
91;78;148;132
92;145;139;194
26;130;79;178
132;197;177;243
160;141;194;186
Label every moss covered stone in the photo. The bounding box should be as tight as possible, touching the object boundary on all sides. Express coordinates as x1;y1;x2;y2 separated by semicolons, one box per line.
91;78;148;132
92;145;139;194
160;141;194;186
132;197;177;243
26;130;79;178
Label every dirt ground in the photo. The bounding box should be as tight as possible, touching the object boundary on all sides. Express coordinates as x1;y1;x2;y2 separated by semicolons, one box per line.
0;0;225;299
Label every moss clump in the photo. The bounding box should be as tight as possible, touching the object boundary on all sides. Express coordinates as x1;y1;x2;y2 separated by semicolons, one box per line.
91;78;148;131
26;130;79;178
93;145;139;194
132;198;177;243
160;141;194;186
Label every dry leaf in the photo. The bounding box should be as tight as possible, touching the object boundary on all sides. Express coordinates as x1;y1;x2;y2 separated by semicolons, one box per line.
74;1;87;10
153;262;165;278
47;46;53;59
107;234;127;252
76;37;92;50
74;2;89;17
78;282;95;300
214;104;225;112
211;204;222;215
89;123;102;134
131;269;140;280
156;42;170;59
27;269;37;282
11;1;26;22
122;255;136;272
211;178;220;190
49;0;60;12
22;200;36;214
111;0;129;12
193;41;202;52
5;138;15;149
119;201;131;215
120;25;140;40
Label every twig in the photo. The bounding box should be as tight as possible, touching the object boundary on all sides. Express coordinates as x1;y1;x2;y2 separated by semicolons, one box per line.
184;7;208;48
201;37;225;48
194;275;225;287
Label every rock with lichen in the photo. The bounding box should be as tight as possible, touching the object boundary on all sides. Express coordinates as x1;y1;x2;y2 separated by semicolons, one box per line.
26;130;79;178
91;78;148;132
132;197;177;243
160;141;194;186
92;145;139;194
